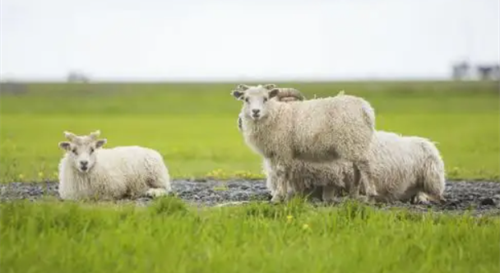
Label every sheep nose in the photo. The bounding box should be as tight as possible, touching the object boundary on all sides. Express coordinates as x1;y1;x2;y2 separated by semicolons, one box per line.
252;109;260;115
80;161;88;167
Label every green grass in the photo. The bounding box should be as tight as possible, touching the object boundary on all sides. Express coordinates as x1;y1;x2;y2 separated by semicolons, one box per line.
1;197;500;273
1;81;500;272
1;81;499;182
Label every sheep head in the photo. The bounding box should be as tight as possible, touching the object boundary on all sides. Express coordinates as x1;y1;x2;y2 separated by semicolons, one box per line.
231;84;280;121
58;130;107;173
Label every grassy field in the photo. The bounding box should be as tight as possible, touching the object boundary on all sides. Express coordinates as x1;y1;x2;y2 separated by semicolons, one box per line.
2;196;500;273
0;81;499;182
1;80;500;272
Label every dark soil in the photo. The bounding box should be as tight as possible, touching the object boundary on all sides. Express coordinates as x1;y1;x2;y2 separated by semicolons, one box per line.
1;179;500;215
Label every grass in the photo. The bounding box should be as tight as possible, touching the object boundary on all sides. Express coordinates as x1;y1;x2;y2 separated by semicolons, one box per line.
0;80;499;182
1;197;500;273
1;81;500;272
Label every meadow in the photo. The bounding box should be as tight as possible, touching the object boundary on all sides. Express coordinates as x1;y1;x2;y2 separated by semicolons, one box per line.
1;80;500;272
0;81;499;182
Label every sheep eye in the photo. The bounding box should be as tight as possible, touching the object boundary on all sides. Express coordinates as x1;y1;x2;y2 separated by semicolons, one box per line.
263;97;268;103
245;98;249;103
72;148;78;155
90;147;95;154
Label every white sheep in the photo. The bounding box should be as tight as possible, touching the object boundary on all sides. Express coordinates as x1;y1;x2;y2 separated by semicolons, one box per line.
235;85;322;200
57;130;172;201
318;130;447;204
232;84;378;202
235;86;446;204
261;130;447;205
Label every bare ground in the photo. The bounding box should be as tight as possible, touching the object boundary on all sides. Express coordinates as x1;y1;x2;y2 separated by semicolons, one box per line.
1;179;500;216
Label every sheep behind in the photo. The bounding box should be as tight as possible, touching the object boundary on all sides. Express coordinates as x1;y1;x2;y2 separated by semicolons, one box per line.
321;131;447;204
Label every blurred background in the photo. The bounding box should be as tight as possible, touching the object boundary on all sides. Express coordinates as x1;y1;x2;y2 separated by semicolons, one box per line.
1;0;499;82
0;0;499;182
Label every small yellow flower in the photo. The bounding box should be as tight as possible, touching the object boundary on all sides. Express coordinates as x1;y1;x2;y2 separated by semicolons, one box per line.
18;174;24;180
302;224;310;230
38;172;44;178
286;215;293;222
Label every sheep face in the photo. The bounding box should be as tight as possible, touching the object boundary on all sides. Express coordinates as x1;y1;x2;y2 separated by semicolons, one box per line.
58;130;107;173
231;84;279;120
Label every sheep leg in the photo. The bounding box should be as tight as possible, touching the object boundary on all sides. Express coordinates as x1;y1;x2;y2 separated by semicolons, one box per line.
412;192;446;205
145;188;169;198
322;185;339;203
270;176;287;203
304;186;323;202
270;164;290;203
349;163;362;199
354;160;379;202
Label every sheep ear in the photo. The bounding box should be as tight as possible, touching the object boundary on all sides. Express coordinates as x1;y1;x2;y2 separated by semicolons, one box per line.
263;84;277;90
64;131;76;141
95;139;107;149
268;88;280;99
59;141;71;151
231;90;244;100
89;130;101;139
236;84;250;91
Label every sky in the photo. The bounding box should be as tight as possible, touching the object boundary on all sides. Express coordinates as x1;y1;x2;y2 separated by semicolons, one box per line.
1;0;499;81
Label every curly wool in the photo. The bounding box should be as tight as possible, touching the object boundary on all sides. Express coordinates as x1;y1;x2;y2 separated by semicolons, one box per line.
236;86;377;201
236;86;320;199
262;157;344;201
313;131;446;203
58;146;171;201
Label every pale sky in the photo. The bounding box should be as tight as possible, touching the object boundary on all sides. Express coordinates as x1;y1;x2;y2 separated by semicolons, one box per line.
1;0;498;81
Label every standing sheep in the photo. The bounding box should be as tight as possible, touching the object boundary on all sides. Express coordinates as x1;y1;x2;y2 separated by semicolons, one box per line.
57;130;172;201
234;86;446;204
320;131;447;204
235;84;322;200
232;84;378;202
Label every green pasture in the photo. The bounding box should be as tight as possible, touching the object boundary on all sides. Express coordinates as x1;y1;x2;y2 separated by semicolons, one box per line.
0;80;499;182
1;81;500;273
1;197;500;273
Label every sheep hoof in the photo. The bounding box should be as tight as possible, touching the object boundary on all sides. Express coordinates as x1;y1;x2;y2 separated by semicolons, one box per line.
145;188;168;198
412;192;432;205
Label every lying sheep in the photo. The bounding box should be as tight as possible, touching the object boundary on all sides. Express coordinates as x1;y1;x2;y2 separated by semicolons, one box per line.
57;130;172;201
320;130;447;204
260;128;446;205
232;84;378;202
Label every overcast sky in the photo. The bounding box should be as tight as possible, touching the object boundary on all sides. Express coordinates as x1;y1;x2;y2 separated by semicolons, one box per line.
1;0;498;81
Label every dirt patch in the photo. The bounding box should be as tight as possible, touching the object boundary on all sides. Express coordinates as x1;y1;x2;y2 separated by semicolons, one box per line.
1;179;500;215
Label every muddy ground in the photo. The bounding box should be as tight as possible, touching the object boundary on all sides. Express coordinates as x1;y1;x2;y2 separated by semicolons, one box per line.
1;179;500;216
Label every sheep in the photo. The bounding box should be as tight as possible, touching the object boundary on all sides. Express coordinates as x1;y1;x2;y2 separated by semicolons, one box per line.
57;130;172;201
235;85;323;201
245;87;350;201
231;83;378;202
234;86;445;204
260;128;446;205
234;84;319;200
320;130;447;204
